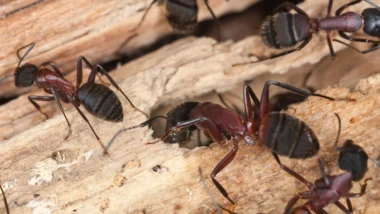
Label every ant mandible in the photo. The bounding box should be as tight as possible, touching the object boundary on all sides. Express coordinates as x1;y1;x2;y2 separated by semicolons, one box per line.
234;0;380;66
107;81;349;204
0;43;147;154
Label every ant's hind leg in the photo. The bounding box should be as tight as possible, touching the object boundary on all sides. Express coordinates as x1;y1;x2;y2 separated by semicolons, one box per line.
28;95;55;119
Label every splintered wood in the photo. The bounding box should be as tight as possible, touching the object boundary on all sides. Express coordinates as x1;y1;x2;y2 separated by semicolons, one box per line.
1;73;380;213
0;0;259;98
0;0;380;213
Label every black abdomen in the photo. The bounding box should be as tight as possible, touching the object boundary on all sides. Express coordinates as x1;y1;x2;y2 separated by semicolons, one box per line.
77;83;123;122
166;0;198;34
261;13;310;49
259;112;319;159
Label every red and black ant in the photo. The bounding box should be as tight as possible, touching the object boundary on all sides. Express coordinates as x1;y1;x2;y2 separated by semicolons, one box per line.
130;0;223;39
234;0;380;66
0;43;147;154
107;101;222;149
107;81;350;204
272;113;373;213
274;153;371;214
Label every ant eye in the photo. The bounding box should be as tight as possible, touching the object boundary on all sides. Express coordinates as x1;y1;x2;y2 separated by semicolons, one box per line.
15;63;37;87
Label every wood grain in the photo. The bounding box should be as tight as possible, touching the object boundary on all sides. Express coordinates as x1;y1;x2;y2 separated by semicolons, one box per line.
0;0;259;98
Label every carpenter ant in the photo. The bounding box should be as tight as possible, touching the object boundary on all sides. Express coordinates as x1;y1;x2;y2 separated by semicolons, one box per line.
0;43;147;154
108;81;350;204
334;113;380;181
107;101;206;149
273;153;371;214
234;0;380;66
333;0;380;54
129;0;223;39
0;184;9;214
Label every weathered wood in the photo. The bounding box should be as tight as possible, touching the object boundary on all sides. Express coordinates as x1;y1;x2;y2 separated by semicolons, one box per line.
1;0;380;213
1;71;380;213
0;0;259;98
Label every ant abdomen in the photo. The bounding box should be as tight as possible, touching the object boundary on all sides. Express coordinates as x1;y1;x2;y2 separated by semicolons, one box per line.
14;63;38;87
165;0;198;34
261;13;310;49
362;8;380;37
260;112;319;159
77;83;123;122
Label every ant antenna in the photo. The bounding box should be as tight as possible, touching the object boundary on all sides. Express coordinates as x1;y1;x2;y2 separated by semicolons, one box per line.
16;42;35;68
365;0;380;9
106;115;167;151
333;113;341;148
129;0;159;32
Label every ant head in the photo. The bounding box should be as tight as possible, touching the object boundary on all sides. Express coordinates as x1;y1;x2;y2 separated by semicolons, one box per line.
14;63;38;87
14;42;37;87
338;139;369;181
362;8;380;37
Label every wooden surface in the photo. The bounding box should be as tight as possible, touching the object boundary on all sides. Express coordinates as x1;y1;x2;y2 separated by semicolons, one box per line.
1;0;380;213
1;69;380;214
1;0;375;141
0;0;259;98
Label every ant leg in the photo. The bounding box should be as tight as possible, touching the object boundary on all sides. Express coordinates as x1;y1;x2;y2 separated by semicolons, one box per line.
335;0;364;16
198;167;237;214
41;62;64;77
333;39;380;54
272;153;314;189
364;0;380;9
76;56;110;88
258;81;337;120
284;195;301;214
326;32;336;59
0;184;9;214
345;198;353;212
50;87;72;140
338;31;380;44
16;42;35;67
85;63;148;117
129;0;159;32
327;0;333;16
106;116;167;151
345;178;372;197
28;95;55;119
116;33;139;56
233;35;312;66
158;117;226;144
204;0;221;41
66;95;108;155
211;140;238;204
272;2;309;18
333;201;351;214
243;84;260;122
